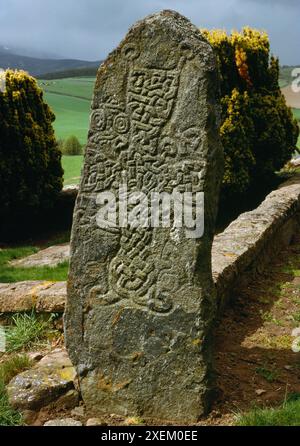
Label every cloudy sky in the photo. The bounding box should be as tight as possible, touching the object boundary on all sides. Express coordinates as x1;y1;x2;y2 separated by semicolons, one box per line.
0;0;298;64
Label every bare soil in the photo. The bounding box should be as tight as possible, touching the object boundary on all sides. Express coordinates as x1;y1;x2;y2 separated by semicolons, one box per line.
206;233;300;425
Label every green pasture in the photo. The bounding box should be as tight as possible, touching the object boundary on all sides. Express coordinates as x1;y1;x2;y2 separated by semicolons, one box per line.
39;77;94;145
62;155;83;185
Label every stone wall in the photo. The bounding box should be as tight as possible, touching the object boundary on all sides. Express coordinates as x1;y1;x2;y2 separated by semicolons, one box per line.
212;174;300;312
1;175;300;315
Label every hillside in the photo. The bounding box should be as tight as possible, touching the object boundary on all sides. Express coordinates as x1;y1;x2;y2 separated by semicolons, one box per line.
0;46;100;77
38;77;94;144
38;66;99;80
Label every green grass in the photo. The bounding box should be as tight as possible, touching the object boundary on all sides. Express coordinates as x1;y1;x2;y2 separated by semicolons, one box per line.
236;395;300;426
0;247;69;283
44;92;90;145
39;77;94;145
44;230;71;247
0;355;33;385
5;312;56;353
39;77;95;100
62;155;83;186
0;355;33;426
293;108;300;121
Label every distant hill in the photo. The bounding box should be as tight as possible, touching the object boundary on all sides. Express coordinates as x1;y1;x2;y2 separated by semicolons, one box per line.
39;65;100;80
0;46;101;77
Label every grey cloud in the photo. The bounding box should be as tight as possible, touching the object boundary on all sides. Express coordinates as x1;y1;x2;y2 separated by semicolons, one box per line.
0;0;298;64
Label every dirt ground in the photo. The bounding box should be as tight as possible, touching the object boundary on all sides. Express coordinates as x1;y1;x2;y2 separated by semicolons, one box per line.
204;234;300;425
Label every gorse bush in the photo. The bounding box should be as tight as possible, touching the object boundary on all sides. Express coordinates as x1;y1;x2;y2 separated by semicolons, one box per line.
202;27;299;197
62;135;82;156
0;70;63;227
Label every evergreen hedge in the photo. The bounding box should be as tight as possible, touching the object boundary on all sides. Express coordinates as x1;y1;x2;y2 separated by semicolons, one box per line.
0;70;63;231
202;28;299;197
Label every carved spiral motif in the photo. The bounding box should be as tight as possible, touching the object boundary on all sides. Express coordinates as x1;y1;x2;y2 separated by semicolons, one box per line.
91;109;106;131
122;43;140;61
113;113;130;134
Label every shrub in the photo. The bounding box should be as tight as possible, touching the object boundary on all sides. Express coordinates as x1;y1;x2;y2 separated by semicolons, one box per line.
62;135;82;156
202;28;299;197
0;70;64;228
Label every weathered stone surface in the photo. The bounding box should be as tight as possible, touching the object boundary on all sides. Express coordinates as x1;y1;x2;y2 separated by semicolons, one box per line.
63;184;79;194
7;349;77;411
10;245;70;268
44;418;82;427
0;281;66;313
65;10;223;423
0;281;46;312
35;281;66;312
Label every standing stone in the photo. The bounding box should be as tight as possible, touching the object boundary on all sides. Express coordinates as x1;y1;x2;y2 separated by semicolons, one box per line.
65;10;223;422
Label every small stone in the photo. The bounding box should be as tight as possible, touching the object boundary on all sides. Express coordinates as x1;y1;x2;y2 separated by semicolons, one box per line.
71;406;85;418
86;418;107;426
28;352;44;362
255;389;267;396
292;337;300;353
284;365;293;371
44;418;82;427
7;349;77;411
292;328;300;337
124;417;145;426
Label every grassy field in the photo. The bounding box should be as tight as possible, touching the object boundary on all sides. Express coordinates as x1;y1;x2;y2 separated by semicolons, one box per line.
293;108;300;121
39;77;94;145
62;155;83;185
40;77;95;99
0;247;68;283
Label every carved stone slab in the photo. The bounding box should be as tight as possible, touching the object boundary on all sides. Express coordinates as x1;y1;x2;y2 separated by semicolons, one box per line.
65;10;223;422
